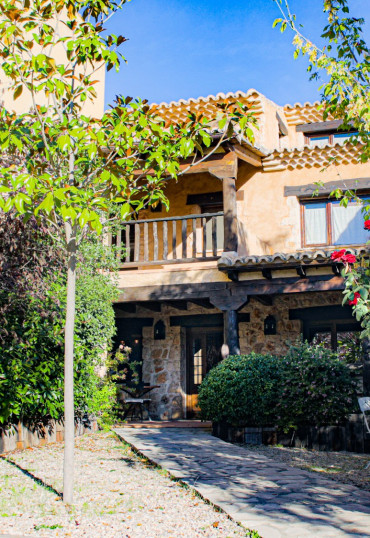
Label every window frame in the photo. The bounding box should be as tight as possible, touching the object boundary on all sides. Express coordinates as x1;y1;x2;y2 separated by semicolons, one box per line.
304;130;358;145
300;196;368;248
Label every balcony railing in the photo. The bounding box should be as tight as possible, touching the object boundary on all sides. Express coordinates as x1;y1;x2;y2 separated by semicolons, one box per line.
113;212;224;267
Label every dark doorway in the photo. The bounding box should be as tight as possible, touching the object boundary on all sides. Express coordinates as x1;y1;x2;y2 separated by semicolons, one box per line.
114;317;153;385
186;327;223;417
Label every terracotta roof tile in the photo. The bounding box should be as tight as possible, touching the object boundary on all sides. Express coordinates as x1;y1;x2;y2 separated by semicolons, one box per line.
218;247;369;270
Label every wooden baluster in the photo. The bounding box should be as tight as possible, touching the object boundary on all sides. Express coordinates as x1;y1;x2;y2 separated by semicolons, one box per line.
202;217;206;258
172;220;177;260
116;227;122;262
144;222;149;262
134;223;140;262
212;216;217;256
153;221;158;261
182;219;187;259
192;218;197;259
125;225;130;263
163;220;168;261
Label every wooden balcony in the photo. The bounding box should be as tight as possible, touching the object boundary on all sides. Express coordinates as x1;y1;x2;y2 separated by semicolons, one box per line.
113;212;225;268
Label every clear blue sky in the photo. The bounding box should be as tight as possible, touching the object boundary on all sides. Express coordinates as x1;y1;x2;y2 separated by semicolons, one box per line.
105;0;369;108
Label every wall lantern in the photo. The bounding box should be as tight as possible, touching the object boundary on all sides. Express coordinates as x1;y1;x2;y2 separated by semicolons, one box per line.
264;315;277;336
154;320;166;340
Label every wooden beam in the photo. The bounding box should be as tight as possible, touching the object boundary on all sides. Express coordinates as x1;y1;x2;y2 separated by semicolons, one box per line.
187;299;215;309
228;143;262;167
117;275;344;303
296;119;348;133
284;177;370;198
114;303;136;314
222;155;238;253
209;292;249;312
137;301;162;312
262;268;272;280
296;266;307;278
180;150;237;178
224;310;240;355
332;264;341;276
165;300;188;311
276;111;289;136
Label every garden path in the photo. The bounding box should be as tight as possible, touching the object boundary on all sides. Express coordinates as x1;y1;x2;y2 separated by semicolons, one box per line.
115;427;370;538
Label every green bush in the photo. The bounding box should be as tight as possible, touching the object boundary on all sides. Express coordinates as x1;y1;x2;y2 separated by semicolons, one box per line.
198;343;357;431
0;234;119;429
198;353;281;427
276;342;357;431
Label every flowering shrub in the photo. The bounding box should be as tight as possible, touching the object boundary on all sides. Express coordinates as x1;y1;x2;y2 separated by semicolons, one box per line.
330;221;370;338
198;344;357;431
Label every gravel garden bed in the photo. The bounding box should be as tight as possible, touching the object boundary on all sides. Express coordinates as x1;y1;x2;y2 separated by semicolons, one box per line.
0;432;253;538
243;443;370;491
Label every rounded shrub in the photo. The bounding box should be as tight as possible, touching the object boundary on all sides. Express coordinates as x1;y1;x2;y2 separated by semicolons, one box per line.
198;353;281;427
276;342;357;431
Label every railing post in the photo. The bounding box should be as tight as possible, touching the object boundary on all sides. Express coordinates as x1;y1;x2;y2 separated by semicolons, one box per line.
222;176;238;253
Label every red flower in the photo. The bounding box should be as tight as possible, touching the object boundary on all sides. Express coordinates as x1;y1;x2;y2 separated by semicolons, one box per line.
364;220;370;230
331;249;346;262
348;292;361;306
342;254;357;264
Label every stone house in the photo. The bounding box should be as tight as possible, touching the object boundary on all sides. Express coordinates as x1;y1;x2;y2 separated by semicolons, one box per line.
113;89;370;419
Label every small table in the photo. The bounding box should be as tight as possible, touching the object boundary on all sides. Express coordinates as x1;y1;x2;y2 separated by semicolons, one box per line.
118;385;159;421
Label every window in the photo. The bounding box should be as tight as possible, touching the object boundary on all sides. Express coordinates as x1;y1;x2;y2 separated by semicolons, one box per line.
301;198;368;247
306;131;358;146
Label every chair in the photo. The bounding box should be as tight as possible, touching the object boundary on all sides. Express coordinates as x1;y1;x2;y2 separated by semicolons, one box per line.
124;397;145;421
358;397;370;434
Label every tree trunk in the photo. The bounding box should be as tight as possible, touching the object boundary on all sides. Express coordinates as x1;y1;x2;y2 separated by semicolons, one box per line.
63;221;77;504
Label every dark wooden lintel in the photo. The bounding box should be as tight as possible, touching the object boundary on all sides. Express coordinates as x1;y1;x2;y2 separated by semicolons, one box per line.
117;274;344;303
262;268;272;280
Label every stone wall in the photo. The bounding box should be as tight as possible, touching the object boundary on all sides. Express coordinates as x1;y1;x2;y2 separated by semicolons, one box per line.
142;323;184;420
238;290;344;356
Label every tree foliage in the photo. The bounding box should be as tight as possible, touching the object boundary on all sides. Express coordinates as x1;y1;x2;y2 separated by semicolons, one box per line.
0;225;119;428
0;0;256;500
273;0;370;162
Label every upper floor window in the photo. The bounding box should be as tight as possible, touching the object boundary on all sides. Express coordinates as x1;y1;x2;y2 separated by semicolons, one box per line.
301;198;369;247
306;131;358;146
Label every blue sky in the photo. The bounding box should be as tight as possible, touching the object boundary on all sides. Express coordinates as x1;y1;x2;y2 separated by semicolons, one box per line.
105;0;369;108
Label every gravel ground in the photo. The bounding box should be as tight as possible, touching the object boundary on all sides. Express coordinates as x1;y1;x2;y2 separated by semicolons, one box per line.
0;432;252;538
243;443;370;491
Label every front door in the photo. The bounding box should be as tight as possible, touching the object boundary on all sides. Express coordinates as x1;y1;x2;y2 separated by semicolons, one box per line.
186;327;223;417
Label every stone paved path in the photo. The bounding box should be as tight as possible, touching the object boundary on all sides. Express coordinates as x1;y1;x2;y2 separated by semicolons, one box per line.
115;427;370;538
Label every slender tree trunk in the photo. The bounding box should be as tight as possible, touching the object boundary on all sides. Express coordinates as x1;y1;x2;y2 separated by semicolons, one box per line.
63;220;77;504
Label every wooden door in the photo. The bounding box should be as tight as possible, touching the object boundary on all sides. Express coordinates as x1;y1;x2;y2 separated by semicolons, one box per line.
186;327;223;417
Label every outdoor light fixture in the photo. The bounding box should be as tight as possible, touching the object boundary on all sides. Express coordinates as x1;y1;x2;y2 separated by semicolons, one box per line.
264;315;277;335
154;320;166;340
